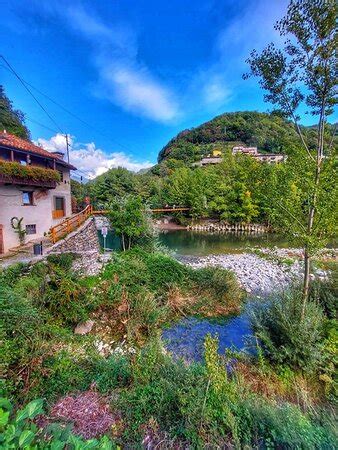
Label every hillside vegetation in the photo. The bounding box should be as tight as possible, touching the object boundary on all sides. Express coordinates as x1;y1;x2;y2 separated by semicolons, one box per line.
157;111;331;164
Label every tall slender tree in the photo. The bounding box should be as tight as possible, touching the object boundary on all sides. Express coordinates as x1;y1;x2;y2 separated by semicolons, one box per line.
245;0;337;316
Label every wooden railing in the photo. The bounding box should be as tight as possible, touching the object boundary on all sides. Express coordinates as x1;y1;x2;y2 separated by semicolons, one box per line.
50;205;93;243
92;207;190;214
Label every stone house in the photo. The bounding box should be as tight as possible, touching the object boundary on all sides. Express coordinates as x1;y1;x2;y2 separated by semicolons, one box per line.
0;131;76;254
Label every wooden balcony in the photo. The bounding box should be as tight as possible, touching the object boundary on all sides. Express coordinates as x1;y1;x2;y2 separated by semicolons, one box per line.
0;172;57;189
0;160;60;189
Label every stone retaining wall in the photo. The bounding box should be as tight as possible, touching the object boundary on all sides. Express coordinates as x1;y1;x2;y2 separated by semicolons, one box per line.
48;217;100;253
187;222;269;233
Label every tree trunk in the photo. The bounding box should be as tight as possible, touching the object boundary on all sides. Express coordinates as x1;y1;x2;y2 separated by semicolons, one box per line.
121;233;126;251
301;105;325;317
302;246;311;318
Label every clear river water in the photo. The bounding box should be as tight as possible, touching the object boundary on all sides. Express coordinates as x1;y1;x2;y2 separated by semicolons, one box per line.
99;229;290;256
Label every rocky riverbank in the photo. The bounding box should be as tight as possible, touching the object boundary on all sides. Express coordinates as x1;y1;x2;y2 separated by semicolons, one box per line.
178;253;305;295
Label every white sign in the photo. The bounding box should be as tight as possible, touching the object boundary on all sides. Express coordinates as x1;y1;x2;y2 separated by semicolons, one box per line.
101;226;108;237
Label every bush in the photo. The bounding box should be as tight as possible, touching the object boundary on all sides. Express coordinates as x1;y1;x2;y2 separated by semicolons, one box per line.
94;355;131;393
310;278;337;319
1;285;45;396
41;266;91;326
46;252;78;271
0;262;29;287
251;290;325;372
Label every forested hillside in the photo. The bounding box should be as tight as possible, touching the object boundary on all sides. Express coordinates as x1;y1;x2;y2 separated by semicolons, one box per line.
157;111;325;164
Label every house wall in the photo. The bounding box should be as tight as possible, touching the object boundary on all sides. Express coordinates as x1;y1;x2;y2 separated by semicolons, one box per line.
0;167;72;253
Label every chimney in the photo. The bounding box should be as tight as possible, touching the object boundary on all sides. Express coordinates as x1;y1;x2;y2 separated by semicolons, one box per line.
51;151;65;160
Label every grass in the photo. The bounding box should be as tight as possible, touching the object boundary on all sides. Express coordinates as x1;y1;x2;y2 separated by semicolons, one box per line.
1;249;337;448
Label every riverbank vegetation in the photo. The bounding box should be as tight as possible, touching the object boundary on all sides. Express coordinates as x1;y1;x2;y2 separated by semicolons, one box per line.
1;247;337;448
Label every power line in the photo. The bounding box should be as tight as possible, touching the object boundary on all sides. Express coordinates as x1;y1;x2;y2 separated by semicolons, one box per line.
0;61;134;154
25;116;60;135
0;55;65;135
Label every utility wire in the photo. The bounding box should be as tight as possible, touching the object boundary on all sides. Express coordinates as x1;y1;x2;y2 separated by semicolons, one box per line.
0;55;65;135
0;61;134;154
25;116;60;135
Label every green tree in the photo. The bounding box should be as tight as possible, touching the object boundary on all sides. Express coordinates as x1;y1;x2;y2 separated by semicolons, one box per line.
0;85;30;139
245;0;337;314
107;196;153;251
89;167;138;207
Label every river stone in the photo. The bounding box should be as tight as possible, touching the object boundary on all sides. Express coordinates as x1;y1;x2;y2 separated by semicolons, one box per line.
74;320;95;335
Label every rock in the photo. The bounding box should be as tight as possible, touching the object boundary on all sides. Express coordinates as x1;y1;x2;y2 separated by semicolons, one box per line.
74;320;95;335
179;252;304;296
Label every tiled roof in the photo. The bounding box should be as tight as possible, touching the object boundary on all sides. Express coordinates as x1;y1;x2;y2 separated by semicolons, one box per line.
0;132;76;169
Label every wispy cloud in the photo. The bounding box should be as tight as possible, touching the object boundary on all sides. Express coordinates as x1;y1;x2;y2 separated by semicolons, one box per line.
36;134;153;178
37;2;179;123
194;0;288;108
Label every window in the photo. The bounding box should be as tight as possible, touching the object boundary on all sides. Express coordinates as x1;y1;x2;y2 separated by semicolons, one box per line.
58;171;64;182
22;191;34;205
26;224;36;235
55;197;65;211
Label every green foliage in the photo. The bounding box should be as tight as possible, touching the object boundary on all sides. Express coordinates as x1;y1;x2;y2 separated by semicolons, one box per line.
0;398;115;449
120;337;338;448
89;167;139;207
46;252;78;271
0;160;61;182
251;289;325;372
10;217;26;246
0;85;30;139
1;284;44;395
107;196;154;250
158;111;299;163
41;266;91;326
310;277;338;320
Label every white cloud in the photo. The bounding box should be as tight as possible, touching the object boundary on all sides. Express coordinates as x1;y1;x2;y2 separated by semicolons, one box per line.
45;3;179;123
102;65;178;122
35;134;153;179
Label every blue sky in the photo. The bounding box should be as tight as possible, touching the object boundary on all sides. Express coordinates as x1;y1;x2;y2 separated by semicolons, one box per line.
0;0;324;177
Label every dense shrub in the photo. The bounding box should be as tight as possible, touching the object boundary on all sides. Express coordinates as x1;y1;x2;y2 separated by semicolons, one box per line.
46;252;78;271
251;290;325;372
41;266;91;326
1;285;45;395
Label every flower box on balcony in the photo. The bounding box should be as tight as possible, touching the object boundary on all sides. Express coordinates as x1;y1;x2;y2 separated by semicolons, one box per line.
0;160;61;188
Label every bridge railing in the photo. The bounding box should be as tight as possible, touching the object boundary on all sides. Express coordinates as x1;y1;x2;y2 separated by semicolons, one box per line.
50;205;92;243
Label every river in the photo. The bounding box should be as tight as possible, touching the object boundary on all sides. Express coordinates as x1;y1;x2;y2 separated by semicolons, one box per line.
98;229;295;362
99;229;290;255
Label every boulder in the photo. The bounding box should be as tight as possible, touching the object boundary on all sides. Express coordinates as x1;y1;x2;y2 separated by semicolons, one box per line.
74;320;95;335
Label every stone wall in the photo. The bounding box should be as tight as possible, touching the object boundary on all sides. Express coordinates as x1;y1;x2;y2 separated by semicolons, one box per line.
187;222;269;233
48;217;100;253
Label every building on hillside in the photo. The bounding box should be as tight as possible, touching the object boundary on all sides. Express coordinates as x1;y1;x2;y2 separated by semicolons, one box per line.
232;146;286;163
0;131;76;254
211;149;222;157
232;146;258;155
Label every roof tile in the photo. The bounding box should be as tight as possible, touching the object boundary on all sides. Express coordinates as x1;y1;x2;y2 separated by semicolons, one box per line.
0;132;76;169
